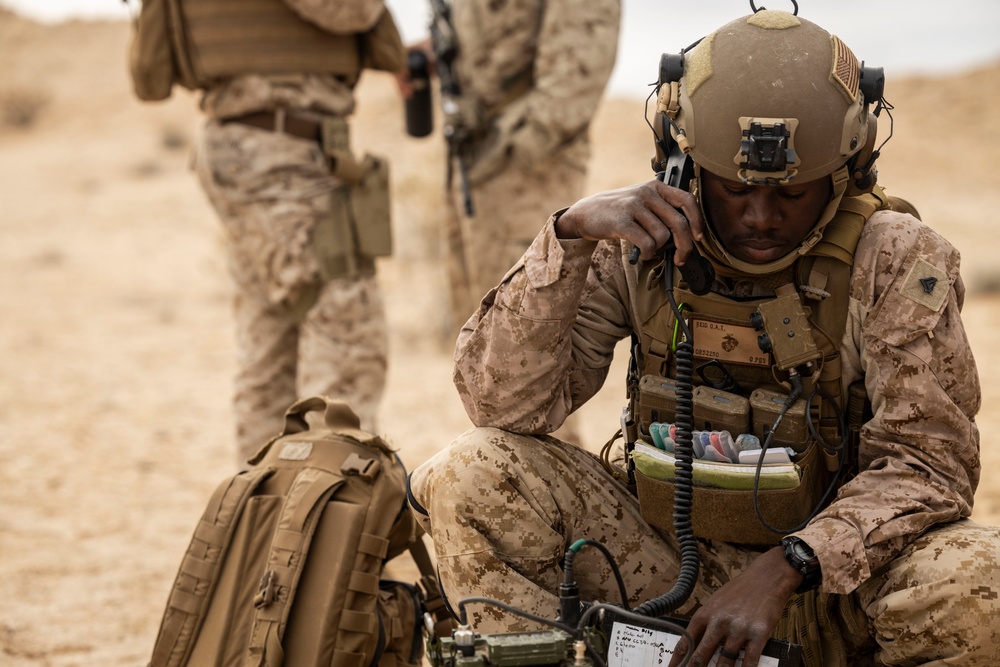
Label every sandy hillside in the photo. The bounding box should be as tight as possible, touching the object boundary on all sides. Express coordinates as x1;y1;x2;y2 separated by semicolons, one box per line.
2;9;1000;666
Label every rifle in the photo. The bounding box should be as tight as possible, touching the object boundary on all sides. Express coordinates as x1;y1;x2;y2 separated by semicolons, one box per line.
429;0;475;216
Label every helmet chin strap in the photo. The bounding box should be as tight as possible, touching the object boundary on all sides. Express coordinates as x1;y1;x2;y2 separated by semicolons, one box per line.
694;164;851;278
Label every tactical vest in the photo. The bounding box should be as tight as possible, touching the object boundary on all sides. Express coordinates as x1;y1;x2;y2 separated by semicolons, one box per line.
627;186;892;545
172;0;366;88
130;0;404;100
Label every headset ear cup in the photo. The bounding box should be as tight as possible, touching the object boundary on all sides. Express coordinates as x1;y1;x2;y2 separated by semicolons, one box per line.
846;112;879;195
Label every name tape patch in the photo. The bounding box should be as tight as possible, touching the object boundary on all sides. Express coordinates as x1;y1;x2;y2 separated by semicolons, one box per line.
692;319;770;367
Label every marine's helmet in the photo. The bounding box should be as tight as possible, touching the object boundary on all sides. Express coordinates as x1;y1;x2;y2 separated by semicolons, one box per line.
653;8;886;273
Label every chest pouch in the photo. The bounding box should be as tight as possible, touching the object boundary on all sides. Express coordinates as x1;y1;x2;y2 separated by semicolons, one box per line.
631;287;839;546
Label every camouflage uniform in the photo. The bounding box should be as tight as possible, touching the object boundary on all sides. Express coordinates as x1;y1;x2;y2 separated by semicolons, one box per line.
196;72;387;463
409;211;1000;664
444;0;620;329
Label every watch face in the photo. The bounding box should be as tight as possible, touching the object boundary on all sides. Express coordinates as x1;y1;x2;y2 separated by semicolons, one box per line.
791;541;814;561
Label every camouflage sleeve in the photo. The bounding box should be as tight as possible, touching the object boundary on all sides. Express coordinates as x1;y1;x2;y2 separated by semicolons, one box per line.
795;211;981;595
506;0;621;169
453;215;633;432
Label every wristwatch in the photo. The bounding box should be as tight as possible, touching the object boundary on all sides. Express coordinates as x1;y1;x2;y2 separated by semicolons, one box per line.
781;536;822;593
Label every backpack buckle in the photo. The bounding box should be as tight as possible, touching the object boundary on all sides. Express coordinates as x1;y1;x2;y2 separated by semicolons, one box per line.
341;453;381;481
254;570;278;608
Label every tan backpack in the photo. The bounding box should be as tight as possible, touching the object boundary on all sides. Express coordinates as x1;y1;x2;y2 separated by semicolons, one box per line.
148;396;452;667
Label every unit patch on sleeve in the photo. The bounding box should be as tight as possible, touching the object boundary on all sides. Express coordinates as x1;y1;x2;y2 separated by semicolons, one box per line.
900;258;949;312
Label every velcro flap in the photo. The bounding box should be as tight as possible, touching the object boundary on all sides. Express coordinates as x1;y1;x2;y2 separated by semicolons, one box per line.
347;570;380;596
339;609;376;634
358;533;390;559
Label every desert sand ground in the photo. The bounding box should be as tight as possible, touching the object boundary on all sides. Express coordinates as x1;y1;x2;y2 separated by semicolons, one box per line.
2;10;1000;666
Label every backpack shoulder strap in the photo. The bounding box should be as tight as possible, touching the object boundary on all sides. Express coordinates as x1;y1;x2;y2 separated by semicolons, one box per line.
150;466;275;667
244;467;346;667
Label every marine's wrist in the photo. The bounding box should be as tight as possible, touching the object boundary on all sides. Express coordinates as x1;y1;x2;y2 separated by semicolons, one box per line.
762;545;806;597
553;207;582;240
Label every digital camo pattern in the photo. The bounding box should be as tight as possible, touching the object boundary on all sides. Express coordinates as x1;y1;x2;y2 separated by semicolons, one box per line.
803;210;981;594
408;429;724;632
200;73;355;120
196;120;386;462
853;520;1000;665
410;429;1000;664
431;208;997;659
443;0;619;329
444;153;586;328
451;0;619;144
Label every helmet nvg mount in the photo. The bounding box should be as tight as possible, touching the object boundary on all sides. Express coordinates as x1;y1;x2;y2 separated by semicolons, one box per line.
652;5;885;190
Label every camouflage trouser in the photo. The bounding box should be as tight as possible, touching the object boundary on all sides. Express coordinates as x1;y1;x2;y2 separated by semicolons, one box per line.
444;153;586;332
228;276;387;462
408;428;1000;666
196;120;387;463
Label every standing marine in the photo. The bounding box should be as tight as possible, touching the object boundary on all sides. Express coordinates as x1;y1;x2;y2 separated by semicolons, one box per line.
430;0;621;332
128;0;406;463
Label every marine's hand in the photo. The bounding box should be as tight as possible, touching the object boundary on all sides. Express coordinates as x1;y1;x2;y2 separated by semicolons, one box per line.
667;547;803;667
555;180;705;265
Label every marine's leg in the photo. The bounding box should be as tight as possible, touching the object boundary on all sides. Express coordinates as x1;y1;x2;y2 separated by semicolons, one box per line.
194;121;341;463
407;427;753;634
297;274;387;434
854;519;1000;665
230;291;299;462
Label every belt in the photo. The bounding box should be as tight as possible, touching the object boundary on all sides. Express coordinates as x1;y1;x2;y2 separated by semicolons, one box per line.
221;110;323;143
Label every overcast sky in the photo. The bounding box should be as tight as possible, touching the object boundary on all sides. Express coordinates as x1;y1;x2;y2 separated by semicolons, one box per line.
4;0;998;97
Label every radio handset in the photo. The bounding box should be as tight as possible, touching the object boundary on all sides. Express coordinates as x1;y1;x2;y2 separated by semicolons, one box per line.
627;151;715;295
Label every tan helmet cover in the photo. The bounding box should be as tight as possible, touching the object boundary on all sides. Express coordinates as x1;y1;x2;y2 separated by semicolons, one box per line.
673;10;869;185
